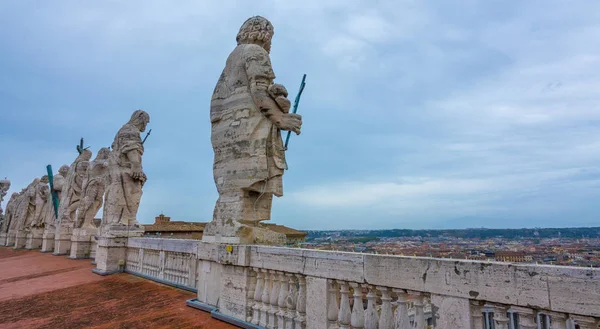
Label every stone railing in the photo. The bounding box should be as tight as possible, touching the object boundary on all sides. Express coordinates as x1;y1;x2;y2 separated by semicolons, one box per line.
125;238;197;292
125;238;600;329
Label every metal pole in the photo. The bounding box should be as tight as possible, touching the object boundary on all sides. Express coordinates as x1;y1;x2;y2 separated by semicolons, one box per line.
284;74;307;150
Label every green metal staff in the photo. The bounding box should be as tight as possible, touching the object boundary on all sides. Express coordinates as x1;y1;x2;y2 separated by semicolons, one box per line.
46;165;60;220
284;74;307;151
76;137;90;154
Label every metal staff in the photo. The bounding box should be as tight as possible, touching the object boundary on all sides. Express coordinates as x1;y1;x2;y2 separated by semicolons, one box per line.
76;137;90;154
284;74;307;151
142;129;152;144
46;165;60;220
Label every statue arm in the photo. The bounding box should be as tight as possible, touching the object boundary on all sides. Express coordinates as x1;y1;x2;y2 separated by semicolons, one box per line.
245;45;302;134
126;149;146;183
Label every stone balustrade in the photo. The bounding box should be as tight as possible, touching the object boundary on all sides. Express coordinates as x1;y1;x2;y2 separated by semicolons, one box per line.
125;238;198;292
125;238;600;329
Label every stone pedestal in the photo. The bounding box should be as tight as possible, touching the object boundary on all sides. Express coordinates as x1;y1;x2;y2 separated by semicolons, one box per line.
6;231;16;247
53;226;73;256
92;225;144;276
25;228;44;250
13;230;28;249
90;237;98;260
69;227;97;259
0;233;7;246
202;223;286;245
40;229;55;252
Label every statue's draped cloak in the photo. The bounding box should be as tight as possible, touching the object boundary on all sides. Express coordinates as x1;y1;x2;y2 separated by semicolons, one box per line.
211;43;285;197
103;123;144;225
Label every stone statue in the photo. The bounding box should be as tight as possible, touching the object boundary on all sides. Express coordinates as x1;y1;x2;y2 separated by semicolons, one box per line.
76;147;110;229
1;192;18;234
102;110;149;227
40;165;69;252
58;150;92;225
13;179;38;248
44;165;69;229
17;179;39;230
54;150;91;254
204;16;302;244
0;178;10;220
32;176;50;229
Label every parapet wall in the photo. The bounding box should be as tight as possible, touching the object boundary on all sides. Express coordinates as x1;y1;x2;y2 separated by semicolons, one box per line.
127;238;600;329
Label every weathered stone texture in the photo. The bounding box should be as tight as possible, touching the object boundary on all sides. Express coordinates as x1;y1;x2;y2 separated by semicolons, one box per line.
101;110;149;228
203;16;302;244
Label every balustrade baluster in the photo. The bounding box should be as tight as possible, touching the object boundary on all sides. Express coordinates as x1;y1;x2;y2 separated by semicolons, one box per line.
469;301;484;329
284;274;297;329
294;275;306;329
247;269;257;323
260;269;271;328
393;289;410;329
252;269;263;325
337;281;351;329
277;272;289;329
492;304;509;329
543;311;567;329
364;285;379;329
350;282;365;329
509;306;536;329
327;280;340;328
570;315;599;329
268;271;280;329
378;286;393;329
138;248;144;273
409;292;426;329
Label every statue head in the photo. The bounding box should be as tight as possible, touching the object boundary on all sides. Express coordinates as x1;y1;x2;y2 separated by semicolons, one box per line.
236;16;274;53
0;179;10;191
59;165;70;176
76;161;90;176
129;110;150;133
40;175;49;184
26;179;39;197
95;147;110;161
40;185;49;196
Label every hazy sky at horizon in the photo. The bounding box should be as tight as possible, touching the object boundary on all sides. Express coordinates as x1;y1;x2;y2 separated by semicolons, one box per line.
1;1;599;230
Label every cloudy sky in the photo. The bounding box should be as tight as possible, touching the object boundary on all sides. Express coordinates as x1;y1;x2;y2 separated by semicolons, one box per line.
1;1;599;230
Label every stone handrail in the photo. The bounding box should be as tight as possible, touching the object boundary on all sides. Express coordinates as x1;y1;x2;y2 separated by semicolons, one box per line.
126;238;600;329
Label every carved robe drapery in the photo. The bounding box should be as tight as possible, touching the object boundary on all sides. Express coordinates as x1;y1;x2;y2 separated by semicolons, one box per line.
211;43;285;197
103;123;144;226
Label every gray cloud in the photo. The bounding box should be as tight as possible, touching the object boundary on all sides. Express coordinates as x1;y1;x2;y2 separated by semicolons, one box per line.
1;1;599;229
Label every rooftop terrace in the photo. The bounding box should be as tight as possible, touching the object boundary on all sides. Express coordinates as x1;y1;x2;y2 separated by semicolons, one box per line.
0;247;235;329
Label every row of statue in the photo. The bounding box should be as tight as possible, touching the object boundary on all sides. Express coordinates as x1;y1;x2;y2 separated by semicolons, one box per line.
1;15;303;247
0;110;150;249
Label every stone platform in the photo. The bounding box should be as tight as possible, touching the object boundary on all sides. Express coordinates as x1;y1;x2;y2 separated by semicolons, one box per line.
0;247;236;329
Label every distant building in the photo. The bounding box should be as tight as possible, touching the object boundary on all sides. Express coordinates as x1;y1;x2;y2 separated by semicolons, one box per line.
495;251;532;263
143;214;205;240
142;214;307;244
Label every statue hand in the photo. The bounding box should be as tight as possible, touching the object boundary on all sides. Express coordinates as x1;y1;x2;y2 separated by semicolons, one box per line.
278;113;302;135
131;170;147;183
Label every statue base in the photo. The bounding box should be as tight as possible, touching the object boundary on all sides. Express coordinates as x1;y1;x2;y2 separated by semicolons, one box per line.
25;228;44;250
69;227;97;259
93;224;144;275
40;230;55;252
0;233;7;246
202;221;286;245
6;231;16;247
13;230;28;249
53;224;73;255
90;236;98;260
